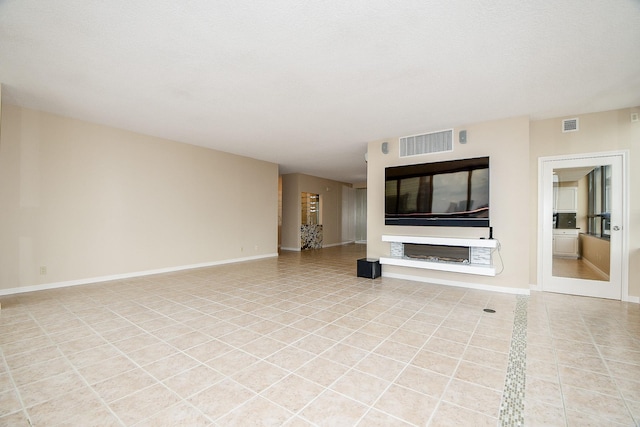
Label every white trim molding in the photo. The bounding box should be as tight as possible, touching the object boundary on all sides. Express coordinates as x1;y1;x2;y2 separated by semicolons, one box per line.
0;253;278;296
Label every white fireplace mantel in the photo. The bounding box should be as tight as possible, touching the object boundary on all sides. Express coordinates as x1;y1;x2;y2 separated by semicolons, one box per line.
380;235;498;276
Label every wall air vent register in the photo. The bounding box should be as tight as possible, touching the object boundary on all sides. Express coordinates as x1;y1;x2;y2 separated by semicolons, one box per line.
562;118;579;133
400;129;453;157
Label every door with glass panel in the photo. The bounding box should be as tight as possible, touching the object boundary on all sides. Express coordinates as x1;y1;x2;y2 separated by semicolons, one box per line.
540;153;625;300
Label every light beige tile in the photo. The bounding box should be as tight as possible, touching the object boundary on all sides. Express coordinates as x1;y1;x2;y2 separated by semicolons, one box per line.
354;353;406;382
0;390;22;417
92;367;157;402
373;339;419;363
265;345;316;371
55;333;108;354
143;352;201;381
462;345;508;371
295;356;350;387
468;332;511;353
261;374;324;413
562;384;635;425
56;404;123;427
111;332;162;353
606;359;640;381
184;338;233;362
431;326;473;345
523;399;566;426
240;335;287;359
558;365;619;396
11;357;73;387
526;357;560;382
219;396;293;426
357;321;396;339
163;364;223;398
356;408;413;426
565;408;632;427
231;361;288;393
18;370;86;407
374;384;438;425
553;337;599;355
4;345;63;371
0;335;53;356
109;383;181;425
300;389;368;427
27;386;106;426
454;361;505;392
341;331;384;351
206;349;260;376
422;337;466;359
429;401;497;426
387;329;430;348
188;378;256;420
330;369;389;405
218;328;263;347
410;349;460;377
77;354;138;385
525;375;563;407
395;365;450;398
319;342;368;367
267;326;309;344
127;341;178;366
441;378;501;418
615;376;640;402
166;331;211;351
0;374;12;393
0;410;31;426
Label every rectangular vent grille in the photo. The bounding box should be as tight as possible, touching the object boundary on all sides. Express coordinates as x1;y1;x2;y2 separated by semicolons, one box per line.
400;129;453;157
562;118;579;132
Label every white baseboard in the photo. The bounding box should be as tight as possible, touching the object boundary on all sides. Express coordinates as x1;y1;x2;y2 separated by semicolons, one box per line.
527;284;638;304
281;241;355;252
0;253;279;296
323;241;355;248
382;272;530;295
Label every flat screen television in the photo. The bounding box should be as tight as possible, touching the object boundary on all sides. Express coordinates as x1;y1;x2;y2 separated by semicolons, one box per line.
385;156;490;227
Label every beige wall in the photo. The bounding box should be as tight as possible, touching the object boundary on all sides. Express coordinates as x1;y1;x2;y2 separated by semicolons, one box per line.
280;173;354;250
0;104;279;292
530;107;640;297
367;116;531;291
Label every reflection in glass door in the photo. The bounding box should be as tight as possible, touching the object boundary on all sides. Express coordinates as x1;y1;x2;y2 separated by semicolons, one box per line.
540;153;625;300
301;192;323;250
551;166;610;281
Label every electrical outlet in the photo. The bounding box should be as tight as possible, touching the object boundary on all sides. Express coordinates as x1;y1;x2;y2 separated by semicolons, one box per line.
39;266;47;275
240;247;244;252
631;112;639;122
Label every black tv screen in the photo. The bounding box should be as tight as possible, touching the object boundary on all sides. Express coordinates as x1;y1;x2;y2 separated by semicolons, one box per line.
385;156;490;227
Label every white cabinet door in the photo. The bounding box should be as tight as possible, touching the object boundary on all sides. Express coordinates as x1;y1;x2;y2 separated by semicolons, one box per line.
553;233;579;258
555;187;578;212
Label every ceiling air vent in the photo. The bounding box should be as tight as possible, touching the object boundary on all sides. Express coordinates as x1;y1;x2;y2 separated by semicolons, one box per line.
562;118;579;133
400;129;453;157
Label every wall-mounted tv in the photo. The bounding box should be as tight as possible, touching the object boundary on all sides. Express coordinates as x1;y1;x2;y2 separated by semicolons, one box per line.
385;156;490;227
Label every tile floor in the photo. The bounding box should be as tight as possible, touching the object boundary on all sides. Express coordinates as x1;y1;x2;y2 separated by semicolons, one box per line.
0;244;638;426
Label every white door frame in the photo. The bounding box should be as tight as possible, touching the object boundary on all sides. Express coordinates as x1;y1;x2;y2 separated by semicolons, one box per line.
537;150;630;301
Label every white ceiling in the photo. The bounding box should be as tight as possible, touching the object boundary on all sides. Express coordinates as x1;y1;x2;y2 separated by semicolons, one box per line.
1;1;639;183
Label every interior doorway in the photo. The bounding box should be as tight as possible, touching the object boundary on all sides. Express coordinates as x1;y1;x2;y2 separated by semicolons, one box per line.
538;152;628;300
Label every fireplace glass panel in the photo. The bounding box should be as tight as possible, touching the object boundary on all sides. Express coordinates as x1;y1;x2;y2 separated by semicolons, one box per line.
403;243;469;263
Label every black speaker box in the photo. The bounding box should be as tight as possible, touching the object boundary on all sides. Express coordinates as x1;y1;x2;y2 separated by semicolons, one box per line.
357;258;381;279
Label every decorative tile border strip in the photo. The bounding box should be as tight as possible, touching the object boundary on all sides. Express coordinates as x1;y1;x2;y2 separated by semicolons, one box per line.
498;294;528;426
